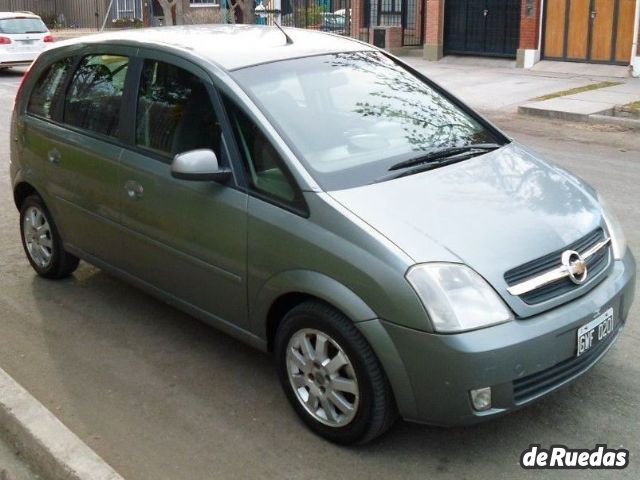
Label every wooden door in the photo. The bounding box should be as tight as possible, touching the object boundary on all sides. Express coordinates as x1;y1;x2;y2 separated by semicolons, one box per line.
590;0;616;61
543;0;637;64
615;0;636;63
566;0;591;60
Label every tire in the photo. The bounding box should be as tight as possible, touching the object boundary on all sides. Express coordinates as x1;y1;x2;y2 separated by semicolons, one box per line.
275;300;397;445
19;194;79;279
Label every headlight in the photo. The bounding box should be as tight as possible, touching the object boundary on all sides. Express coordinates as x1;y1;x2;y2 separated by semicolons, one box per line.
406;263;513;333
599;195;627;259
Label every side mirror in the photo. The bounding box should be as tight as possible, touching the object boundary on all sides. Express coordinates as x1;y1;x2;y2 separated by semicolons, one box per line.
170;149;232;183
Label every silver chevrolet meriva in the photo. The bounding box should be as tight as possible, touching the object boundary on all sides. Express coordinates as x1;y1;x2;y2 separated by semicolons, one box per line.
10;25;636;444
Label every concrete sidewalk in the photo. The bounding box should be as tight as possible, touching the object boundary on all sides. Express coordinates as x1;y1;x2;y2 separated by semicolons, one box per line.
519;82;640;127
402;55;640;127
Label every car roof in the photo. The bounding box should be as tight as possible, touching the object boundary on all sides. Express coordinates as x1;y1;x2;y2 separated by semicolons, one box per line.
48;24;375;71
0;11;41;20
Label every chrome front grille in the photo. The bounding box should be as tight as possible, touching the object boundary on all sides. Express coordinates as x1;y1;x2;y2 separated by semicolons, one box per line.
504;228;610;305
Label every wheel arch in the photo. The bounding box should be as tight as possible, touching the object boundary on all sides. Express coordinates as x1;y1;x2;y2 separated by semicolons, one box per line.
255;270;377;352
13;181;38;210
258;271;418;420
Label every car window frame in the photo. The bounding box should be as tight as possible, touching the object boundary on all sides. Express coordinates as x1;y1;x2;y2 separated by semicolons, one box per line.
25;56;76;123
220;93;309;217
118;49;244;190
59;47;135;143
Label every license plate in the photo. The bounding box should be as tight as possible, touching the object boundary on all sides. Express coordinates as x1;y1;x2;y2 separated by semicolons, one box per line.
19;40;35;45
576;307;614;357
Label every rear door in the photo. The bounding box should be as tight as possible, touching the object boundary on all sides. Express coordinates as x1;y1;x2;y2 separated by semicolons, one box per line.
23;47;133;265
116;52;249;329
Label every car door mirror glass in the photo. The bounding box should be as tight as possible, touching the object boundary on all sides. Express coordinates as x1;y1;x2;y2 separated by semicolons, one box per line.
170;149;231;183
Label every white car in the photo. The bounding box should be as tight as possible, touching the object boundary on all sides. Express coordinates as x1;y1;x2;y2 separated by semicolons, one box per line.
0;11;52;70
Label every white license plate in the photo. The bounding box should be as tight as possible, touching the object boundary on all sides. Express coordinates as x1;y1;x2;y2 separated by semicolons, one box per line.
576;307;614;357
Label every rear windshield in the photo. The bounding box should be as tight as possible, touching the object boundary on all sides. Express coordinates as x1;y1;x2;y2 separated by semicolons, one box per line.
0;17;48;34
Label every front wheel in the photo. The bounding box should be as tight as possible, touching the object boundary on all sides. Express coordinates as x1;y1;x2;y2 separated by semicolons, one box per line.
275;300;396;444
19;194;79;279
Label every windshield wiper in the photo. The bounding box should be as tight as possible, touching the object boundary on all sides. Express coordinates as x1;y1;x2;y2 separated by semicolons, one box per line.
387;143;502;172
374;144;503;184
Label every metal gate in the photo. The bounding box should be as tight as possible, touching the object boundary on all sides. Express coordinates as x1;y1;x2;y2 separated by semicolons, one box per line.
444;0;521;57
268;0;423;47
367;0;423;46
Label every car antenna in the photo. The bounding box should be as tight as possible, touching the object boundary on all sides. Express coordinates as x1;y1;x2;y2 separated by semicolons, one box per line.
273;20;294;45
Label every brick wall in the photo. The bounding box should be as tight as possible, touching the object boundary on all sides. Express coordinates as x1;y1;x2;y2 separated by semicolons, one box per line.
518;0;542;50
424;0;444;45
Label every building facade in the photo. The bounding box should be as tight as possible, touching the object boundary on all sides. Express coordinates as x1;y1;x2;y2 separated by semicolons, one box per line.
352;0;640;75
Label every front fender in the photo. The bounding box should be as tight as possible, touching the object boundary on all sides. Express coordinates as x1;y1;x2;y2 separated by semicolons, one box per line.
251;270;378;331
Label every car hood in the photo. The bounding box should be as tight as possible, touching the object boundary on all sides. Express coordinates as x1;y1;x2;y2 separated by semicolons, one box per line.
328;142;604;317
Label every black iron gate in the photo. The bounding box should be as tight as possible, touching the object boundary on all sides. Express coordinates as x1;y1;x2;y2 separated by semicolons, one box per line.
368;0;423;46
265;0;423;47
444;0;521;57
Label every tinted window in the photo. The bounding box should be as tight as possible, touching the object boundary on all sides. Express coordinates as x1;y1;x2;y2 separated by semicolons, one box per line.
0;18;47;34
224;97;298;205
232;52;502;190
27;58;73;120
64;55;129;138
136;60;221;158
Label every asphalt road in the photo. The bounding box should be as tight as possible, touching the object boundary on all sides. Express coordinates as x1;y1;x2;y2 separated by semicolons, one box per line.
1;68;639;480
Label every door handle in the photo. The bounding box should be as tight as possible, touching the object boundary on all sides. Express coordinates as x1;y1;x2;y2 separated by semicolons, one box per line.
483;9;489;16
124;180;144;199
47;149;61;164
590;10;597;19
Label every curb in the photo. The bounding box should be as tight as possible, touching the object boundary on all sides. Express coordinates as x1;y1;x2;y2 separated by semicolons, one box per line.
0;368;124;480
517;104;613;122
589;113;640;130
518;105;640;129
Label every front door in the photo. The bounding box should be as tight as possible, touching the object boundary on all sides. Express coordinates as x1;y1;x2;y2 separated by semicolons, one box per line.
117;55;249;329
543;0;636;64
444;0;521;57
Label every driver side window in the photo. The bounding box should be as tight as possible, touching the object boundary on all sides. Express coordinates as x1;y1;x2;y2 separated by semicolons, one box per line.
136;60;222;160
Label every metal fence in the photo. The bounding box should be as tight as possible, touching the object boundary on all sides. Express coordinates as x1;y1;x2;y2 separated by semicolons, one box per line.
0;0;423;47
253;0;423;47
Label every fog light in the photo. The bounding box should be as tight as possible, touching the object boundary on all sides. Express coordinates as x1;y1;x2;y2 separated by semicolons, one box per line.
470;387;492;411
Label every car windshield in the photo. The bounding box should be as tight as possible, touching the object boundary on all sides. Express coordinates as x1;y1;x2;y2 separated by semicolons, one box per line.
232;51;503;190
0;17;48;34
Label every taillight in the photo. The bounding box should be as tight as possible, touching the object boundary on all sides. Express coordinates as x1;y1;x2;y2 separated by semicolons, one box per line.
0;36;12;45
43;35;54;43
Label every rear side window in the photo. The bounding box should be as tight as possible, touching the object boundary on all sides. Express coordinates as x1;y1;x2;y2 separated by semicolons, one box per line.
63;54;129;138
135;60;222;159
0;17;47;34
27;58;73;120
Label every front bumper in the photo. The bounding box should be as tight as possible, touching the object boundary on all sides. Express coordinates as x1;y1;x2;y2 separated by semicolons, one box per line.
358;250;636;426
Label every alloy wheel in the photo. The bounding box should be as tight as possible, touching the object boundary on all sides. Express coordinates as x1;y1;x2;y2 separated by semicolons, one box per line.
22;205;53;269
286;328;360;427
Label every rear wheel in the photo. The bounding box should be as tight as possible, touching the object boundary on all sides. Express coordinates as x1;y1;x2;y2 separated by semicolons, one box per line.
275;300;396;444
19;194;79;279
